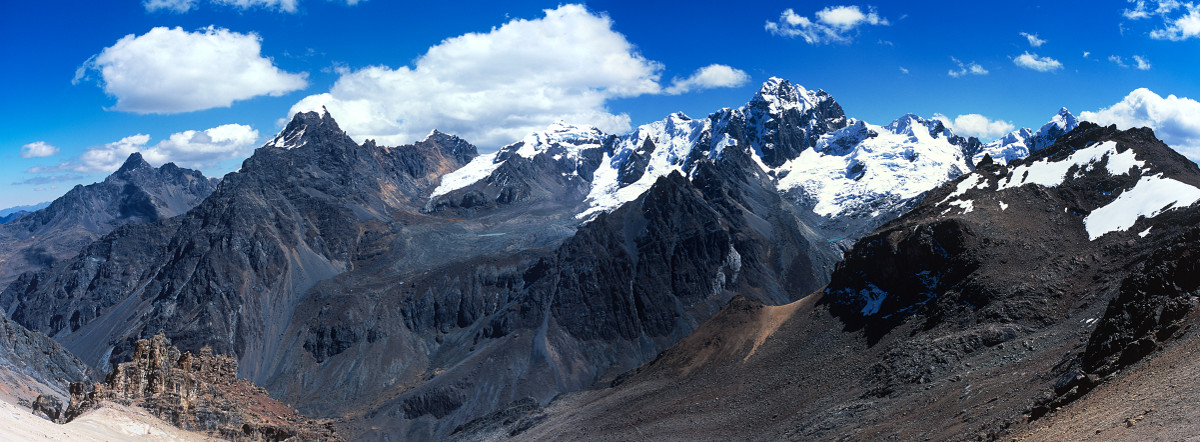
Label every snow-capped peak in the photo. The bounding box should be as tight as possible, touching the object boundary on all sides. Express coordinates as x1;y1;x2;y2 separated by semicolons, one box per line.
773;116;972;217
750;77;818;114
509;121;605;160
579;113;711;218
970;108;1079;166
430;121;608;199
1037;108;1078;138
753;77;805;104
422;129;444;141
884;113;952;142
265;106;339;150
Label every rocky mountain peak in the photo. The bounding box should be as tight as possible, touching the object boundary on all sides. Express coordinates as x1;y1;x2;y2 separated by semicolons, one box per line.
752;76;803;105
542;121;607;144
1029;107;1080;153
885;113;944;140
265;106;353;150
415;129;478;169
111;152;153;177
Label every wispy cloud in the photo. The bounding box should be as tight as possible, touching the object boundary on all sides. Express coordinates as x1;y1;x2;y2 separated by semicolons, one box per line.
1019;32;1046;47
13;174;86;186
765;5;889;44
898;66;909;75
1121;1;1200;41
1123;0;1151;19
948;57;987;77
143;0;363;13
1109;54;1152;70
1013;52;1063;72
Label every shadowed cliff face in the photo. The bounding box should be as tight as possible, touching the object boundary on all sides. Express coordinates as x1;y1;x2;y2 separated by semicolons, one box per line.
0;153;218;290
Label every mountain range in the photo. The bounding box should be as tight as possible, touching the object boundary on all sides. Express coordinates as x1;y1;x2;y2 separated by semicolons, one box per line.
6;77;1198;441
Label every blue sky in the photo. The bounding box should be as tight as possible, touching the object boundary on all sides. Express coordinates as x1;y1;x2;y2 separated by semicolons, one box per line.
2;0;1199;208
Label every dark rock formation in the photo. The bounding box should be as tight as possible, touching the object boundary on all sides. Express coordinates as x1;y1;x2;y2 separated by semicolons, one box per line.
63;333;338;440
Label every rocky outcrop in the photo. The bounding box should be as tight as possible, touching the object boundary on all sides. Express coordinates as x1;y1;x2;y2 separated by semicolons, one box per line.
63;333;337;440
0;153;218;288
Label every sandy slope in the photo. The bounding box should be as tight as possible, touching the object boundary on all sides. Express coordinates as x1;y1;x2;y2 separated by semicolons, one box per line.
0;399;214;441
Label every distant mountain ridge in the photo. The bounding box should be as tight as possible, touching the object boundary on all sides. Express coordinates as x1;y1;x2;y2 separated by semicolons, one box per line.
0;154;218;289
0;202;49;218
0;202;50;224
432;77;1078;245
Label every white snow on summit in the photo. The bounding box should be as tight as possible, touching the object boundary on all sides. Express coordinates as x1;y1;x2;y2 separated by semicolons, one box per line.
430;121;605;199
773;114;971;217
972;108;1078;166
426;77;1079;226
581;113;708;219
752;76;822;115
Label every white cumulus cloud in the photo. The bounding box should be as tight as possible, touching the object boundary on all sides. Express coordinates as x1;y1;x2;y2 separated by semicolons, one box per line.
665;64;750;95
20;141;59;158
289;4;743;149
948;57;987;78
75;26;308;114
1020;32;1046;47
1081;88;1200;160
1013;52;1063;72
933;114;1015;140
765;5;888;44
29;124;259;174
